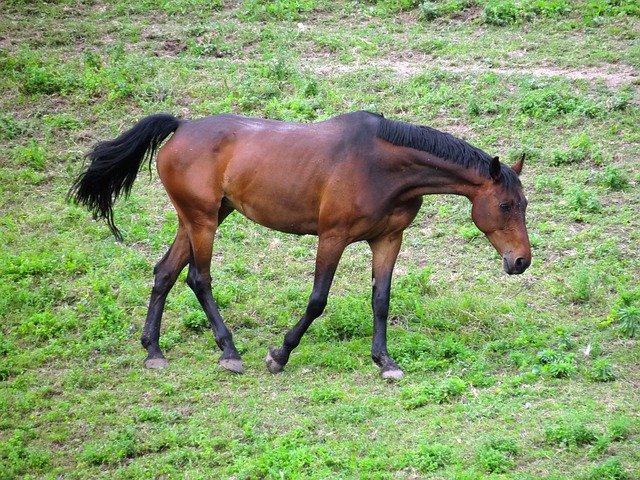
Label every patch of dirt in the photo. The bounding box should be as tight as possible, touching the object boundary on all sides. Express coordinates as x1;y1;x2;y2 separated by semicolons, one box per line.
450;6;483;22
301;53;639;89
161;39;188;57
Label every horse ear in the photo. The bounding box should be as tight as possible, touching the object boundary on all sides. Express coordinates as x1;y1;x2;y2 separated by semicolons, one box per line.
490;156;502;182
511;153;525;176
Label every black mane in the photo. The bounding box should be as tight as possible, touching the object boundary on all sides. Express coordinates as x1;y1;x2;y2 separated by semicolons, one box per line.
375;116;521;191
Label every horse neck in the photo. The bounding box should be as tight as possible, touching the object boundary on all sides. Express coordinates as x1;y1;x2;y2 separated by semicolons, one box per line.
391;147;486;201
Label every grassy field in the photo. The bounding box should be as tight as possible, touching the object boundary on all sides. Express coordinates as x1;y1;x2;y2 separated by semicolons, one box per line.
1;0;639;478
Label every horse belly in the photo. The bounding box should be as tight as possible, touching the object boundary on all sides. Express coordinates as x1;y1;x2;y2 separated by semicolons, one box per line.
222;171;322;235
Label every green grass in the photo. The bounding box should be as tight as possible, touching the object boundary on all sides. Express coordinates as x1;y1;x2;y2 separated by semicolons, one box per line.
1;0;639;478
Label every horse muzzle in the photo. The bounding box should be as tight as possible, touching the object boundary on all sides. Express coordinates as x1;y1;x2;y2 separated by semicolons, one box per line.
503;254;531;275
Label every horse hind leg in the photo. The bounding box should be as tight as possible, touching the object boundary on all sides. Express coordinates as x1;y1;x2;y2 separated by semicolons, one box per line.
141;224;190;368
185;202;243;373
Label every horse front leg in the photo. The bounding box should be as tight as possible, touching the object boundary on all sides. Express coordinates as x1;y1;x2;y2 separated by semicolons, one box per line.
265;236;347;373
368;233;404;379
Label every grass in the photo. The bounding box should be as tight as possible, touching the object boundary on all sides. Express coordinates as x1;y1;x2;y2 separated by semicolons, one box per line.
1;0;639;478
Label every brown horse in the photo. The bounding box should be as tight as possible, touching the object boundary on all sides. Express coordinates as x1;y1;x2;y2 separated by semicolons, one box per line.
70;111;531;379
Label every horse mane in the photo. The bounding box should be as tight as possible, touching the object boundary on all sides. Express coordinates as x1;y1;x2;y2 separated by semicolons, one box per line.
375;115;521;191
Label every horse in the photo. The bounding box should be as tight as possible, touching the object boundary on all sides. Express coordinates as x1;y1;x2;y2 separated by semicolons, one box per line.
69;111;531;379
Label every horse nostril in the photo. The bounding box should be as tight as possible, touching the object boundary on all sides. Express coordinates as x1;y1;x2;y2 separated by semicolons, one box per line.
514;257;528;271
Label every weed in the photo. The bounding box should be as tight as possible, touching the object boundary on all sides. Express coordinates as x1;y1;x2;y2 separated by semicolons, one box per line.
182;311;209;331
519;87;601;119
159;329;182;351
476;438;519;473
545;419;598;448
419;0;471;21
590;358;616;382
316;295;372;341
584;0;640;23
566;186;602;219
598;166;629;191
13;141;46;171
0;431;51;478
309;386;344;403
239;0;316;20
533;349;577;378
406;442;455;473
401;377;467;408
608;417;633;442
42;113;83;130
0;114;27;140
134;406;164;423
569;265;593;303
80;427;137;465
583;457;628;480
615;306;639;338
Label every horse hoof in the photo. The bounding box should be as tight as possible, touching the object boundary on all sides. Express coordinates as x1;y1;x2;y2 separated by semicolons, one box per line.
219;358;244;374
381;367;404;380
144;358;169;369
265;350;284;374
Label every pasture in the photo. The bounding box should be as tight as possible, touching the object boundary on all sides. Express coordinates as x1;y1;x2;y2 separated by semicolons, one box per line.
1;0;639;478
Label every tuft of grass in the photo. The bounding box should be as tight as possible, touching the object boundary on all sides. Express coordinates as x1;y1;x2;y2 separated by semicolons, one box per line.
401;377;467;409
13;141;46;171
583;457;629;480
80;427;138;466
482;0;572;25
545;419;599;448
406;442;455;473
476;438;519;474
598;166;629;191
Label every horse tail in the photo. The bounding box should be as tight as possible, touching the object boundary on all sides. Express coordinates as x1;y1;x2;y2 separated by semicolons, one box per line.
68;113;181;241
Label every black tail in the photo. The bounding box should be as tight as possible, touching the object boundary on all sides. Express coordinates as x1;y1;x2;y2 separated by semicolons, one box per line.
68;113;181;241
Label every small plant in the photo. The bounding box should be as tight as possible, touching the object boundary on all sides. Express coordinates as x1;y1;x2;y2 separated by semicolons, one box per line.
418;0;470;21
533;349;577;378
80;427;137;465
547;359;577;378
477;438;519;473
566;186;602;217
401;377;467;409
482;0;571;25
590;359;615;382
545;420;598;448
608;417;632;441
0;114;26;140
570;266;593;303
182;311;208;331
584;457;628;480
599;166;629;191
615;306;639;338
409;443;454;473
14;141;46;170
459;224;481;240
309;386;344;404
159;329;182;351
316;295;371;341
419;1;440;20
536;348;560;364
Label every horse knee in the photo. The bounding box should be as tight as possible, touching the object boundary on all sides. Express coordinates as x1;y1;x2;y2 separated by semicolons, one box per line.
187;270;211;297
307;295;327;318
152;269;175;296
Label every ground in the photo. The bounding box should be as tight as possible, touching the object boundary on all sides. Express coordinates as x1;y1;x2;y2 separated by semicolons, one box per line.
0;0;639;478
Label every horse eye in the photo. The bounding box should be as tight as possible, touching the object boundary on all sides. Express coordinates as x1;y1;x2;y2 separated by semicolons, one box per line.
499;202;511;212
